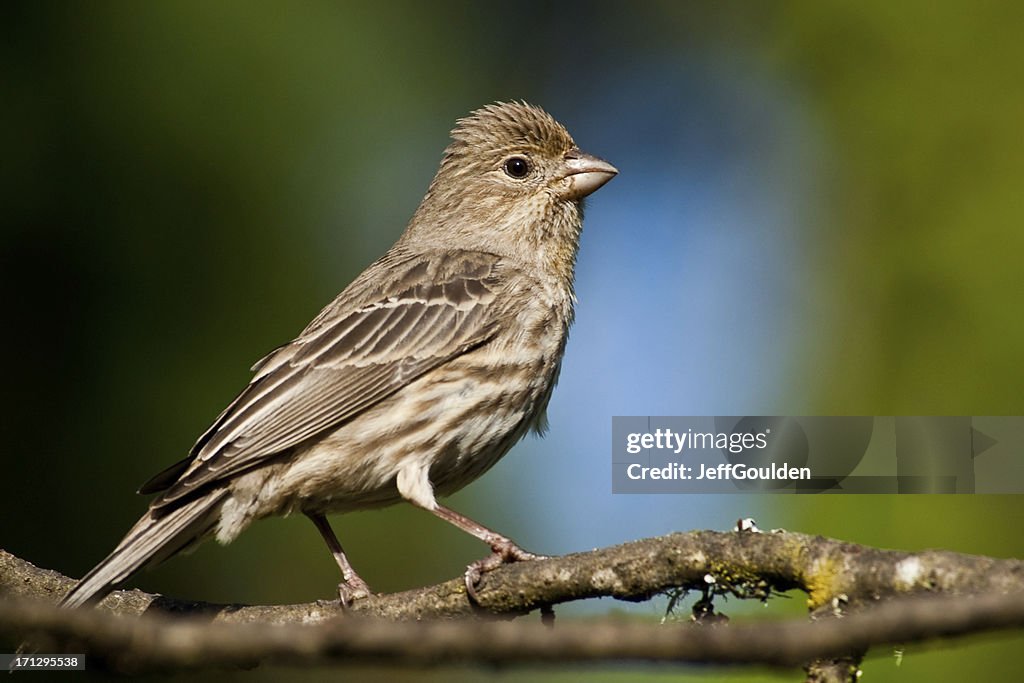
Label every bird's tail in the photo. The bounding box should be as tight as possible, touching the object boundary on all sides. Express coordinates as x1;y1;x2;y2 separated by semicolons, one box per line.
61;490;227;608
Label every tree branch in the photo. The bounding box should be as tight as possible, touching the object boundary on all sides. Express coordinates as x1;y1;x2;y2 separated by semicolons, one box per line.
3;529;1024;677
4;591;1024;673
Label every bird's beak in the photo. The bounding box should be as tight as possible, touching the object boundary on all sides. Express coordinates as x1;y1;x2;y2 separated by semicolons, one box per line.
562;150;618;199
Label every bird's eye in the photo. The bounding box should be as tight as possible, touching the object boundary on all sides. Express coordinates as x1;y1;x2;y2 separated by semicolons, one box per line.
503;156;531;179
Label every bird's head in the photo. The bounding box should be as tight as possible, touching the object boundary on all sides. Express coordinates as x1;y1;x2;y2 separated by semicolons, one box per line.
403;102;617;273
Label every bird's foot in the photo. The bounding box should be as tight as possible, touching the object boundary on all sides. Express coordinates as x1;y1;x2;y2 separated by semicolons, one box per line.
464;540;548;603
337;575;373;608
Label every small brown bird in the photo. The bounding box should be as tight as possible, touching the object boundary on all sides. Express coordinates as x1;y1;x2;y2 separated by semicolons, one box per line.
62;101;617;607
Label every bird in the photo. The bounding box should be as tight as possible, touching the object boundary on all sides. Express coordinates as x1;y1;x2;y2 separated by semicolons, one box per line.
61;101;617;608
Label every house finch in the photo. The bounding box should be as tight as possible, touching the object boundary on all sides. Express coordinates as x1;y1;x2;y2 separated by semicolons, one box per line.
62;101;617;608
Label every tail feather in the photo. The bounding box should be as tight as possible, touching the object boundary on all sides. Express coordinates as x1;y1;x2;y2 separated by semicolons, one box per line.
61;491;227;609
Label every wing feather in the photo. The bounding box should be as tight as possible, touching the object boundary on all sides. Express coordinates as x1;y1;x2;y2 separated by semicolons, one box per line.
151;250;505;509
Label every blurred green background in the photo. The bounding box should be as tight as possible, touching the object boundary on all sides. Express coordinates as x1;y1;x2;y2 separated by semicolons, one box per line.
2;1;1023;681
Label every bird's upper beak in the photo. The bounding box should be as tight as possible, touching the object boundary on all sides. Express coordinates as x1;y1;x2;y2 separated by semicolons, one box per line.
561;150;618;200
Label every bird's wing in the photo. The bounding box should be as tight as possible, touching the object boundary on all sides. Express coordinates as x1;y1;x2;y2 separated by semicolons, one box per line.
147;249;507;510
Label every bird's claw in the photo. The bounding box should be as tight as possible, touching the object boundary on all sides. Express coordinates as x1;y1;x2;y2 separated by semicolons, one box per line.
337;577;373;608
463;542;548;603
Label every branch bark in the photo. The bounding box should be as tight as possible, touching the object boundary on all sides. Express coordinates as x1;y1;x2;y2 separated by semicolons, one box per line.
3;530;1024;678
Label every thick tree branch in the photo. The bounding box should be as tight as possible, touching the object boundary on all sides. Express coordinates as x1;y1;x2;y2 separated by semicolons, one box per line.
3;530;1024;676
4;591;1024;673
6;589;1024;675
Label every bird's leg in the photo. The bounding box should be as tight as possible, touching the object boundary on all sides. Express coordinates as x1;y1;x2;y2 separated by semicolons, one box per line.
306;513;372;606
428;503;548;602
